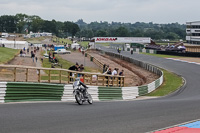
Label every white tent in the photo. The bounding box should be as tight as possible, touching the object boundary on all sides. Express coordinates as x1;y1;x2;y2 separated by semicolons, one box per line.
0;41;29;49
71;43;80;49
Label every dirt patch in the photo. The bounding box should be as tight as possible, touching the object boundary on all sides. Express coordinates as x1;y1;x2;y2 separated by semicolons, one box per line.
88;51;159;86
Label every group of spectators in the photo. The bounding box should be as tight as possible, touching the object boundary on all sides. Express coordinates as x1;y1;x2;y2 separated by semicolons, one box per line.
68;62;85;81
103;64;124;77
20;47;40;63
20;47;27;57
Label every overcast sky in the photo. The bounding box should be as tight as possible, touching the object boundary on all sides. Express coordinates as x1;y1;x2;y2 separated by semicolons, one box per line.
0;0;199;24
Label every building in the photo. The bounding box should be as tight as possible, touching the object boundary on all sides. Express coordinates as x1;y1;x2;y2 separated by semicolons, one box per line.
186;21;200;45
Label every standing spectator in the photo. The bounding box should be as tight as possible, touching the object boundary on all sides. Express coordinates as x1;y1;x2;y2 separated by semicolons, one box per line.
23;47;25;52
35;57;38;62
119;69;124;76
112;68;118;76
68;63;79;81
78;64;84;77
20;49;23;57
103;64;107;73
105;68;112;86
32;53;35;62
41;57;43;63
27;48;29;54
79;64;84;72
118;70;124;85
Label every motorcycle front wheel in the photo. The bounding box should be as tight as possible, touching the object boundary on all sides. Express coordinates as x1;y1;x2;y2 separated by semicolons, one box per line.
87;94;93;104
75;94;83;105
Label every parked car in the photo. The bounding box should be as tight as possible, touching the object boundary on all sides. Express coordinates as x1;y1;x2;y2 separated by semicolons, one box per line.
54;49;71;54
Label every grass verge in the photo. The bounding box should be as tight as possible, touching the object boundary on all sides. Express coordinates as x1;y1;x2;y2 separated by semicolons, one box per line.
0;47;19;64
41;51;100;72
146;69;183;96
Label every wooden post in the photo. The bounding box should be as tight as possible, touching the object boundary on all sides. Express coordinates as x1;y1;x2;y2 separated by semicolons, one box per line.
90;75;92;85
117;77;119;87
13;67;16;82
102;76;105;86
26;68;28;82
112;76;114;86
38;69;40;83
120;77;123;87
108;76;110;86
96;75;98;85
48;70;51;83
59;70;61;84
68;72;70;84
123;77;125;87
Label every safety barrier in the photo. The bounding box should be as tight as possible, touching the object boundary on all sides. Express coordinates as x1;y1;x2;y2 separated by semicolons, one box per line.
110;46;157;54
0;74;163;103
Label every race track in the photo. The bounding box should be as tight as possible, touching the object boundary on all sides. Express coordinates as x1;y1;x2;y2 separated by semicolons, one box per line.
1;46;200;133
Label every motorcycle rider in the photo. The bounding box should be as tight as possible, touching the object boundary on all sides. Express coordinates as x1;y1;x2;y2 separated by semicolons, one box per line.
74;79;88;98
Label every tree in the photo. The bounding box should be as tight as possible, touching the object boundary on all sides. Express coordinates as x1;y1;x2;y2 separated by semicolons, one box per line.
41;20;57;34
114;27;130;37
96;30;108;37
15;13;28;33
71;23;80;37
63;21;80;38
29;15;44;32
0;15;17;33
165;32;180;40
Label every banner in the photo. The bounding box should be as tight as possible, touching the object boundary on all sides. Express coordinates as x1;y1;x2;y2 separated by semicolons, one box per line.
94;37;151;43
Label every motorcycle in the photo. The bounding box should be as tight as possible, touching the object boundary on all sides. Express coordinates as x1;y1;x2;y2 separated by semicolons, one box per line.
73;78;93;105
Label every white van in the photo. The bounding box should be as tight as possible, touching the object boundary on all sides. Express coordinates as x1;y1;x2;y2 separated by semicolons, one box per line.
54;49;71;54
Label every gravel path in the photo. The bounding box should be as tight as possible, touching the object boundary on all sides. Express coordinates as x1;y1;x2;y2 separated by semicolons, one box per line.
59;51;100;69
2;47;44;82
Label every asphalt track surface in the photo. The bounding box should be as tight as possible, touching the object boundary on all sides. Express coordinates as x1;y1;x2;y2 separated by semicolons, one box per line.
1;46;200;133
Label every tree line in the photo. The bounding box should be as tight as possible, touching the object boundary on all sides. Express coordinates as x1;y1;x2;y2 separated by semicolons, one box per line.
0;13;79;38
76;19;186;40
0;14;186;40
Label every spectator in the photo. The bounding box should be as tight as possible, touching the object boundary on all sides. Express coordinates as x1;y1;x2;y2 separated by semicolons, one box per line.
32;53;35;62
68;62;79;81
118;70;124;86
112;68;118;76
119;69;124;76
27;48;29;54
78;64;84;77
105;68;112;86
103;64;107;73
35;57;38;62
20;49;23;57
41;57;43;63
